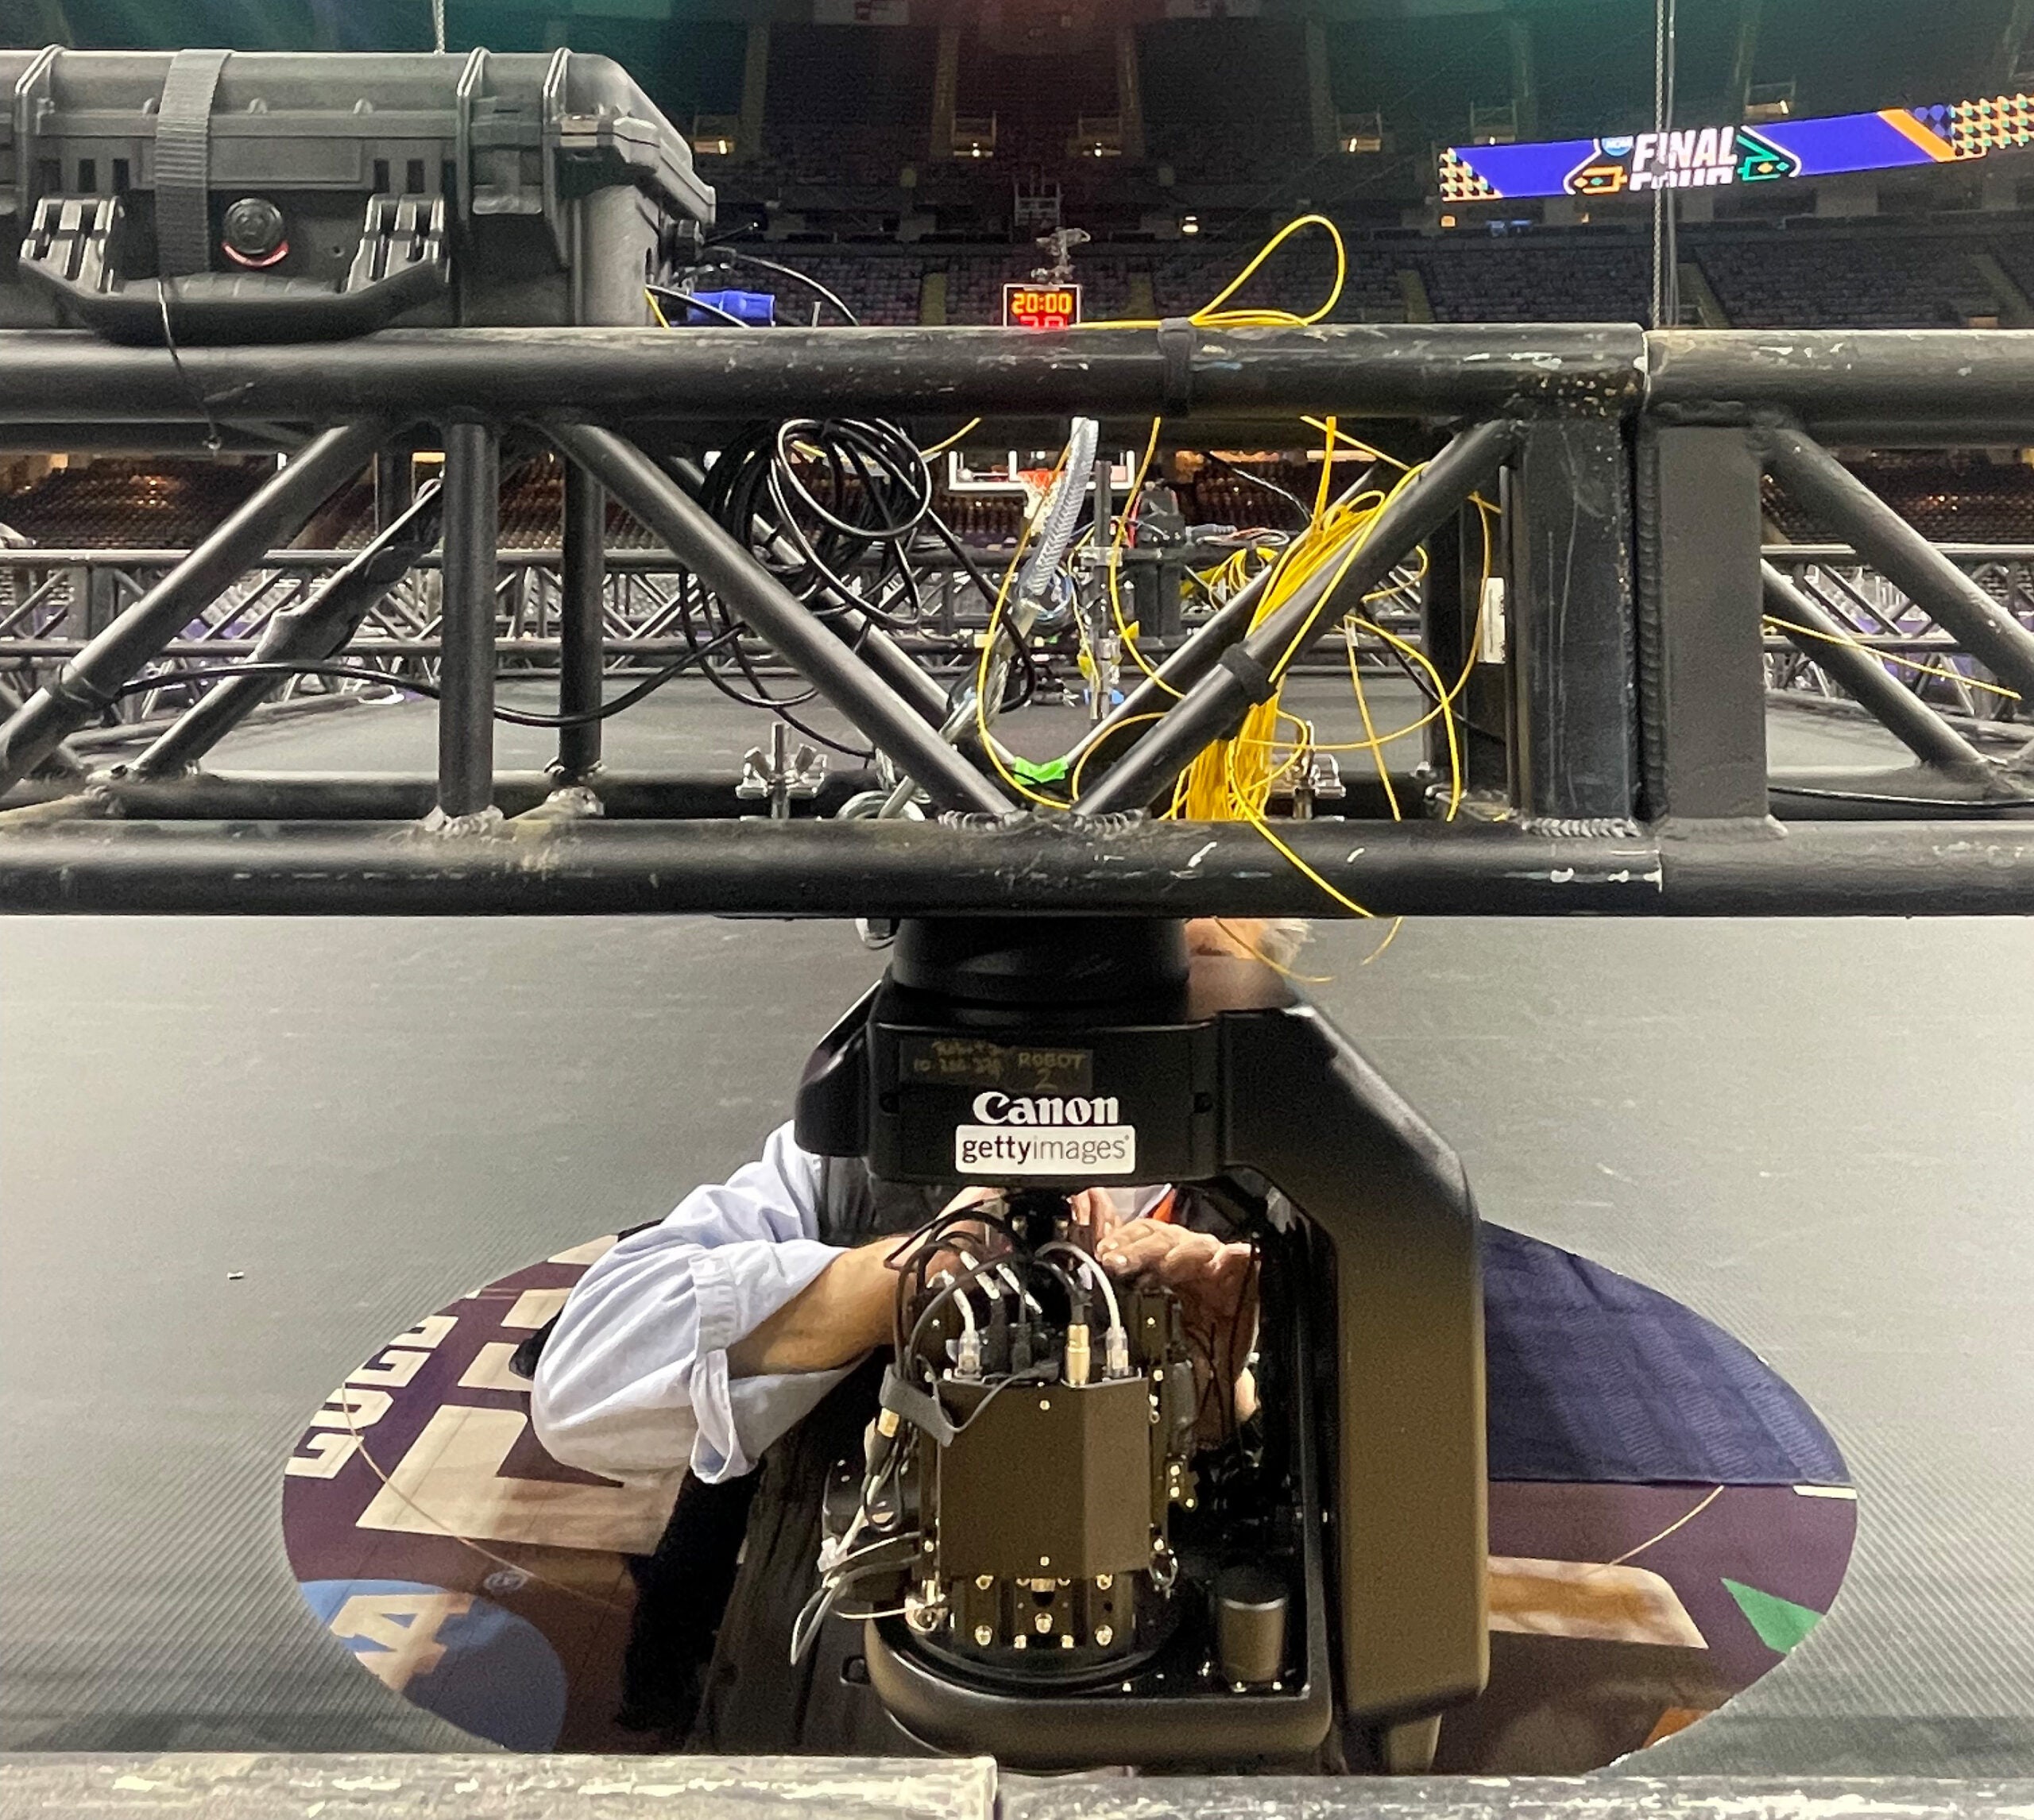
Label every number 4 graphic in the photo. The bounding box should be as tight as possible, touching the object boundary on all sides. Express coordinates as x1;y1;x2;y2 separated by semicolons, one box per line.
328;1590;474;1692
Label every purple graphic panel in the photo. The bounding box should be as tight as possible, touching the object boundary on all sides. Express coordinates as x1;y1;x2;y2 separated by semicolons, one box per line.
1440;95;2032;199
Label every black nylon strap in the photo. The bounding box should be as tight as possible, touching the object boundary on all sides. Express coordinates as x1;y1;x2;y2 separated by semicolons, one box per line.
154;48;230;276
48;667;121;714
1157;316;1196;414
878;1365;958;1447
1217;641;1278;704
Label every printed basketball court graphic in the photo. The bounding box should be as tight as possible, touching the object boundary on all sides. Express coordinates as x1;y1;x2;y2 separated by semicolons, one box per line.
281;1226;1856;1770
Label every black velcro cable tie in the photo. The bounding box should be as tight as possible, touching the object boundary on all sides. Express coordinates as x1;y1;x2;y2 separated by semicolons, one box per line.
879;1366;958;1448
1157;316;1197;415
154;48;230;278
1217;643;1278;705
51;668;122;716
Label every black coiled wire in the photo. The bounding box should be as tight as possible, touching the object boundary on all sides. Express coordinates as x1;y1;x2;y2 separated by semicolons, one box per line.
700;417;934;631
686;419;1042;738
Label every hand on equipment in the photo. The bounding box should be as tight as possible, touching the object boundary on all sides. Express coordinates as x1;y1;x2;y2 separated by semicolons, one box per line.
1096;1219;1259;1432
924;1184;1121;1264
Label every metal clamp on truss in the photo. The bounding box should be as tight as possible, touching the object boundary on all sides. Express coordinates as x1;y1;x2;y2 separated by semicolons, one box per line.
1286;751;1347;821
17;191;448;346
738;722;829;820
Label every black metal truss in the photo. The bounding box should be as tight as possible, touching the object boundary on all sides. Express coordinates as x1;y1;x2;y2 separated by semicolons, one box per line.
2;322;2032;915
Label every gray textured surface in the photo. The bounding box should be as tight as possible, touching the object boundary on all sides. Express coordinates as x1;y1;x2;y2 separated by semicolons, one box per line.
2;685;2030;1769
0;910;879;1753
0;1753;995;1820
1;1761;2029;1820
999;1776;2034;1820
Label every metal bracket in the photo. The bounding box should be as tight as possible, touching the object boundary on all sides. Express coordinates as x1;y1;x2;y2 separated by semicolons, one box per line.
738;721;827;819
1287;751;1346;821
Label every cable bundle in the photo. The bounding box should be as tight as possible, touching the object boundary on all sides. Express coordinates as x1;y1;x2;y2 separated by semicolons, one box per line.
1171;431;1413;823
698;418;935;632
683;417;1031;750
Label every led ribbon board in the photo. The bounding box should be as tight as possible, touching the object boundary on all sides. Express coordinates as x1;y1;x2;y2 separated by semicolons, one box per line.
1003;282;1082;328
1440;94;2034;201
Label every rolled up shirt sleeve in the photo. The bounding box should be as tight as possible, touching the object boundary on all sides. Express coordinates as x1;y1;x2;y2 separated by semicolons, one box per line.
531;1123;859;1484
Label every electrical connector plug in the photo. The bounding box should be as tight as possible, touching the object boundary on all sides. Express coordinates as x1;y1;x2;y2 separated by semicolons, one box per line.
1104;1325;1131;1380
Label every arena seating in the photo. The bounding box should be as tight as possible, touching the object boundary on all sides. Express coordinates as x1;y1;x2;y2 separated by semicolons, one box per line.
28;450;2034;566
712;222;2032;332
1766;455;2034;543
489;462;655;550
930;490;1026;547
1413;241;1653;324
1145;118;1313;188
733;242;1405;328
1150;243;1407;323
1139;17;1313;185
0;461;273;548
756;253;924;327
1981;231;2034;308
1176;460;1317;531
1693;236;1995;330
943;258;1042;327
16;226;2034;565
759;122;920;191
1855;462;2034;543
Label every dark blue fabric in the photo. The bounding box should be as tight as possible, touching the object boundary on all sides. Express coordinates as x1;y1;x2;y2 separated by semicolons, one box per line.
1482;1224;1848;1486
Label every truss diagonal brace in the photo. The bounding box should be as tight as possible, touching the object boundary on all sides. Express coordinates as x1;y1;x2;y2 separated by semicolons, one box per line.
1078;420;1518;816
133;482;447;779
1761;562;1993;775
1754;421;2034;709
0;418;392;794
1065;458;1398;786
543;423;1012;817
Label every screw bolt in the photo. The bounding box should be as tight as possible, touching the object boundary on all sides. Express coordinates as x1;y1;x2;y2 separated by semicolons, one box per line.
973;1624;993;1646
221;195;287;261
1096;1625;1115;1646
1034;1612;1053;1634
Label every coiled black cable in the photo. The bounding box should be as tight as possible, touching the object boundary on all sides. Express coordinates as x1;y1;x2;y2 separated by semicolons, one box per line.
698;418;934;632
644;279;1038;735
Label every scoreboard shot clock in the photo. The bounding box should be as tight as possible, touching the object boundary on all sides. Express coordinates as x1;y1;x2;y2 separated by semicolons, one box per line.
1003;282;1082;329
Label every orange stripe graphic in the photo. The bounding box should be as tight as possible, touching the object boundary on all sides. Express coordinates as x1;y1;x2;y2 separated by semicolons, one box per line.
1880;107;1959;162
